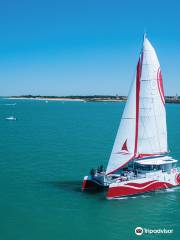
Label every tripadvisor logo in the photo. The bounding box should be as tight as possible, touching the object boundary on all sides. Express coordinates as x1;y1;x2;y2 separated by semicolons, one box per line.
135;226;174;236
135;227;143;236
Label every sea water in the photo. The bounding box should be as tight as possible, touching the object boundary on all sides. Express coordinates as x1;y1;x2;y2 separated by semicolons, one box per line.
0;98;179;240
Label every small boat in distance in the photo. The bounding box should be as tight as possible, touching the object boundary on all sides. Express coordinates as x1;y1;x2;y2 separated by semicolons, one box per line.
5;116;17;121
82;34;180;199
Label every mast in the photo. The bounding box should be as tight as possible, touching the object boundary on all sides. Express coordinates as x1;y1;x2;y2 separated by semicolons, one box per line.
134;49;143;157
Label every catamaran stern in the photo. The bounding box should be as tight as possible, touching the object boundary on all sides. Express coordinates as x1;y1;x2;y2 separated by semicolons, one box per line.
82;175;108;191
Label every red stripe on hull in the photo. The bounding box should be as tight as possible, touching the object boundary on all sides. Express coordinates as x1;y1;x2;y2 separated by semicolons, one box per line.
82;179;87;190
107;181;174;198
176;173;180;184
126;180;156;188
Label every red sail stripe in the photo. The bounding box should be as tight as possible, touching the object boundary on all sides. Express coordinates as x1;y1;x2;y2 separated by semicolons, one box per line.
157;68;165;105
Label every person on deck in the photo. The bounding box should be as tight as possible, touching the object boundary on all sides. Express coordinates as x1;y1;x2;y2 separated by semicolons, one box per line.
100;165;103;172
134;169;138;177
90;168;95;177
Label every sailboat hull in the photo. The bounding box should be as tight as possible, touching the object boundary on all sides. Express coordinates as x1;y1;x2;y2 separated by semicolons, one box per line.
107;171;180;199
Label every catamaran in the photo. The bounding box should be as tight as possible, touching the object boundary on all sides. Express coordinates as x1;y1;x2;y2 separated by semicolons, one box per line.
5;116;17;121
82;34;180;198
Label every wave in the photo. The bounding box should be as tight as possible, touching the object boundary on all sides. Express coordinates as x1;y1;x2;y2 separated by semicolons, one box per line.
4;103;16;106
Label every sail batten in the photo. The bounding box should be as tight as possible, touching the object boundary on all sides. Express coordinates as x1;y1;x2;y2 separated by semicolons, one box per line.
106;36;168;175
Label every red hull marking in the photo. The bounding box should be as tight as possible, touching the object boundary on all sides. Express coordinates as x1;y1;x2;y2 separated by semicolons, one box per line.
107;181;173;198
82;179;87;190
176;173;180;184
157;68;165;105
126;180;156;188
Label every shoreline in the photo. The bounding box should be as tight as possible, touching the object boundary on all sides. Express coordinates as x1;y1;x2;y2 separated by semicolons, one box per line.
4;96;180;103
6;97;126;102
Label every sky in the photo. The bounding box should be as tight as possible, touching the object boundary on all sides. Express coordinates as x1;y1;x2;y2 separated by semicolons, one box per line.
0;0;179;96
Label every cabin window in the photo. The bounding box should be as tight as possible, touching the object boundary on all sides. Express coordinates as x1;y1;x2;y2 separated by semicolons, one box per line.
161;163;172;172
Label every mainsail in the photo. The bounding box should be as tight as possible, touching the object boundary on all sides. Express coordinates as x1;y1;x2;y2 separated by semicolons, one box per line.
106;35;168;175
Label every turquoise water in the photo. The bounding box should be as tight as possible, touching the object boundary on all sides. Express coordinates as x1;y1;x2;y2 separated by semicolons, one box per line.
0;98;179;240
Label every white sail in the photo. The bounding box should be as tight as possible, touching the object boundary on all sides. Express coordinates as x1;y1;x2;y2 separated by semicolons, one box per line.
106;35;167;175
106;57;141;174
137;37;168;156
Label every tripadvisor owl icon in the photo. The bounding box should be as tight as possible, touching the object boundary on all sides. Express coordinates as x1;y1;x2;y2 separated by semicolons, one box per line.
135;227;143;236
